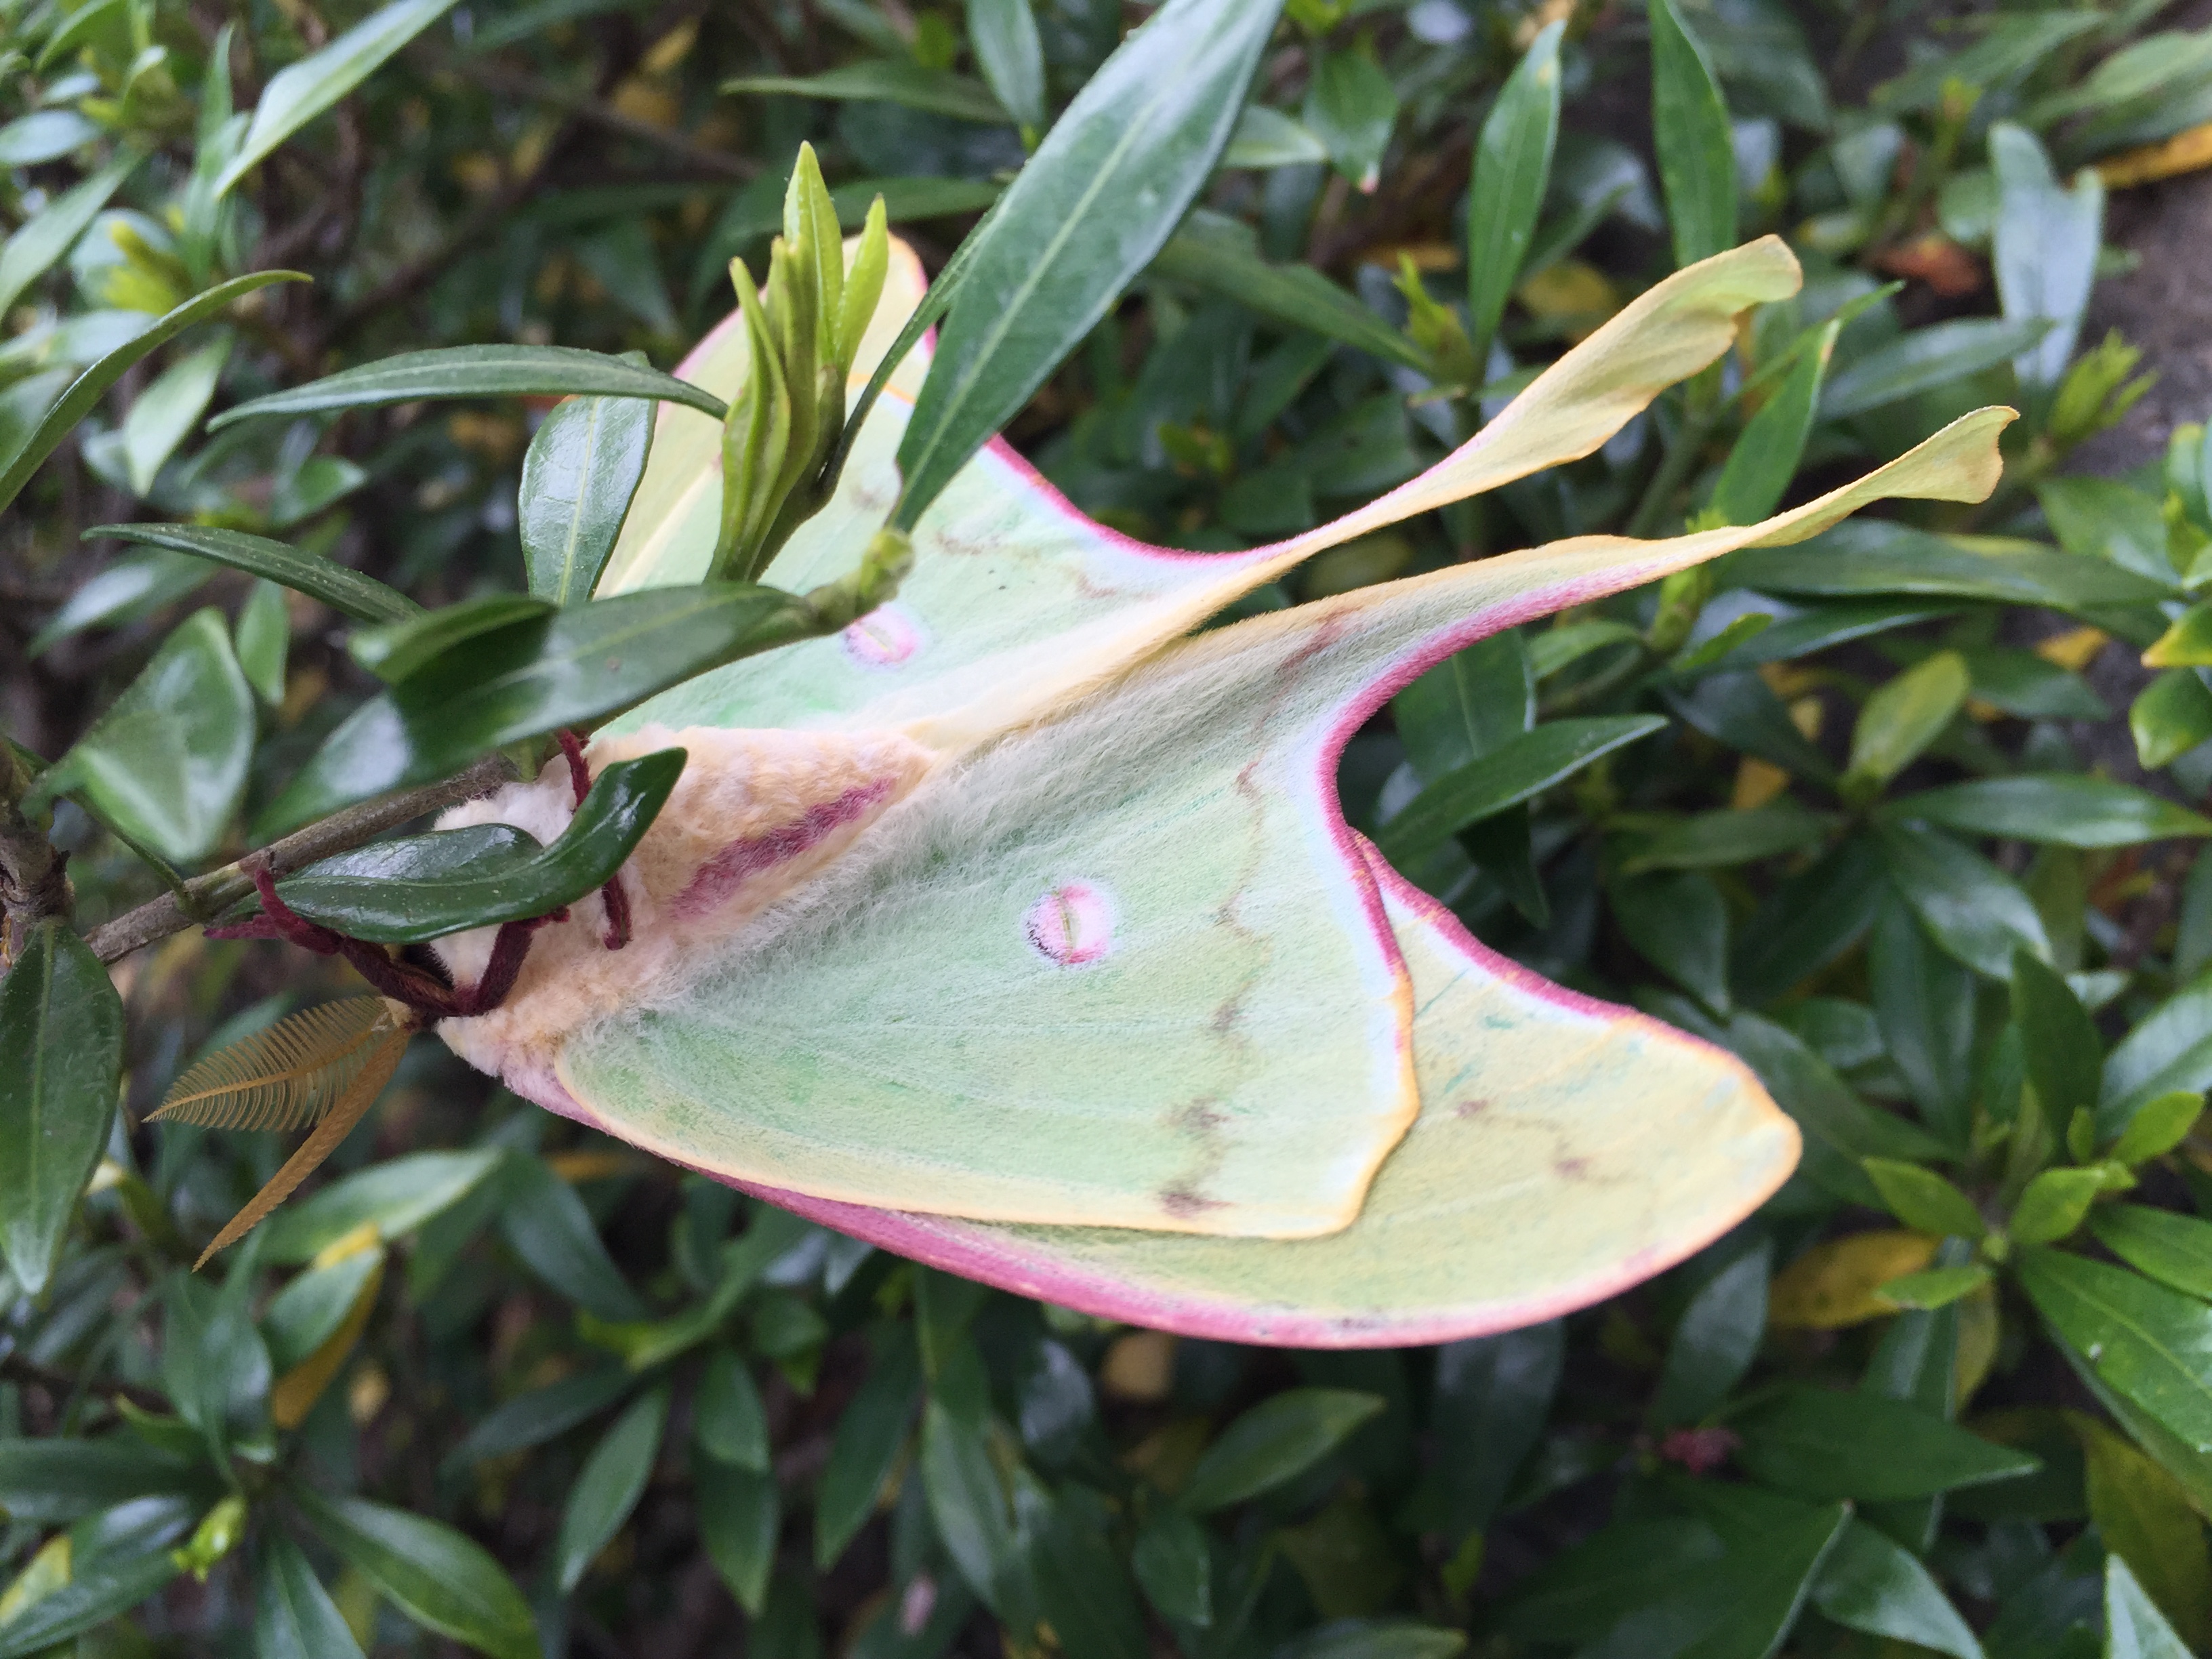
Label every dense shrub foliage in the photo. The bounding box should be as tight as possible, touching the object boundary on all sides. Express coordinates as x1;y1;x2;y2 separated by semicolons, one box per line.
8;0;2212;1654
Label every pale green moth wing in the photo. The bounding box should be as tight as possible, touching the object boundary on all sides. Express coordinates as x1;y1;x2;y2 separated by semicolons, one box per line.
592;235;1803;749
515;409;2011;1247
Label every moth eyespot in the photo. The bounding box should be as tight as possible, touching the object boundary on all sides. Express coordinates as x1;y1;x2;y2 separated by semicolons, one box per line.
1025;882;1114;967
842;602;923;669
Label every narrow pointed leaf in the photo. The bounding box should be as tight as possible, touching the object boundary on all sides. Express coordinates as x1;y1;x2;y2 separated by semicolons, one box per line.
2018;1248;2212;1456
520;389;655;606
1466;21;1563;362
1376;716;1666;863
89;523;421;625
1649;0;1735;268
293;1489;538;1659
554;1385;670;1593
213;346;726;430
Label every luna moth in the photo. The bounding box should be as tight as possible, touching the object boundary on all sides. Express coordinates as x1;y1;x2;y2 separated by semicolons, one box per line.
194;232;2010;1345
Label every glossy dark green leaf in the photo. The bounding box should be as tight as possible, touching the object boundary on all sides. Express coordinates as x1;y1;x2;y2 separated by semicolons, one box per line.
1649;0;1736;268
1717;1012;1944;1203
350;594;556;685
555;1384;670;1593
1820;318;2048;418
696;1345;771;1473
966;0;1044;133
1304;47;1396;192
815;1329;922;1568
161;1269;272;1458
1869;896;1976;1150
2110;1555;2195;1659
2013;949;2102;1139
1992;123;2101;389
214;346;726;430
1808;1518;1981;1659
254;1531;368;1659
88;524;420;627
2135;672;2212;771
1273;1621;1465;1659
1151;213;1430;373
1732;1385;2038;1500
1704;597;1964;674
498;1154;647;1323
266;586;806;832
1607;1484;1848;1659
1610;869;1730;1012
1614;802;1835;874
40;608;253;865
920;1397;1033;1621
1652;1242;1768;1426
0;1438;207;1525
270;750;681;943
260;1248;382;1371
442;1365;633;1470
895;0;1282;524
216;0;462;196
1393;632;1533;785
237;579;291;708
2104;975;2212;1139
1498;1517;1726;1643
1891;775;2212;848
262;1148;506;1263
1727;520;2172;613
697;1450;779;1616
2091;1206;2212;1302
294;1487;539;1659
1131;1509;1211;1626
1665;670;1836;785
2018;1248;2212;1456
520;386;655;607
0;1544;179;1659
722;62;1007;124
1376;716;1666;864
1466;21;1563;362
0;922;122;1296
1733;835;1884;1000
1710;320;1835;526
0;271;306;517
1031;1486;1147;1659
1177;1389;1384;1515
1431;1323;1562;1536
1961;647;2110;721
1879;822;2051;979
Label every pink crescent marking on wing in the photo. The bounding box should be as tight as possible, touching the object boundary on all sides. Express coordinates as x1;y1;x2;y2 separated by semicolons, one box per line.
672;776;899;921
1024;882;1114;966
842;602;923;668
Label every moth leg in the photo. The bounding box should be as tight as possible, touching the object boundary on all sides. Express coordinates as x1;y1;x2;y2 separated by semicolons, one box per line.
556;728;635;951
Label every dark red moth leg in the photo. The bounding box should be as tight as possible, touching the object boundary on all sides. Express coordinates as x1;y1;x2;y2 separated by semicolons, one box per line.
556;728;633;951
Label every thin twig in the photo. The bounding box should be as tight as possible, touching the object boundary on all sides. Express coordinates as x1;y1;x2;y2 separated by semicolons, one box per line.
84;752;517;965
446;56;758;181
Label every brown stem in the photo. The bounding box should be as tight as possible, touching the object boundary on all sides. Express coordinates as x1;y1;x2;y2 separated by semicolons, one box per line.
1;742;71;963
84;752;516;966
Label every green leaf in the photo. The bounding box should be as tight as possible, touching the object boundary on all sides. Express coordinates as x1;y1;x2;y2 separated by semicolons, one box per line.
1960;646;2110;721
27;548;213;659
520;384;656;608
2110;1555;2196;1659
2009;1167;2106;1246
214;346;726;430
920;1397;1033;1620
236;579;291;708
1709;320;1835;526
1466;20;1563;363
1730;1385;2039;1501
2018;1248;2212;1456
1717;1012;1947;1204
2104;975;2212;1138
264;585;809;832
697;1451;779;1616
1431;1324;1563;1536
1878;822;2051;980
966;0;1044;134
1845;650;1969;798
262;1149;506;1262
1862;1158;1985;1239
1610;869;1730;1012
695;1346;770;1473
722;62;1008;125
1725;520;2173;613
216;0;466;196
1376;716;1666;864
555;1384;670;1593
894;0;1283;525
1177;1389;1384;1515
1820;318;2049;419
2013;949;2102;1137
293;1488;538;1659
87;524;422;626
1652;1244;1768;1426
0;1439;205;1525
1393;631;1532;783
253;1532;367;1659
1889;775;2212;848
2081;1416;2212;1648
0;922;121;1296
1032;1486;1148;1659
2090;1206;2212;1300
0;1546;178;1659
1223;105;1328;169
351;594;556;684
260;1247;382;1370
1809;1518;1982;1659
1273;1624;1464;1659
1151;212;1431;373
270;749;681;944
2112;1092;2206;1166
1304;47;1396;192
2135;672;2212;771
0;151;139;322
1990;123;2102;390
442;1365;633;1469
1877;1264;1994;1311
1131;1509;1210;1626
815;1330;922;1568
1613;1484;1849;1659
39;609;253;865
498;1155;647;1323
0;110;100;167
1649;0;1736;268
123;333;230;495
0;271;307;518
1870;895;1976;1151
1666;670;1837;785
1498;1518;1726;1643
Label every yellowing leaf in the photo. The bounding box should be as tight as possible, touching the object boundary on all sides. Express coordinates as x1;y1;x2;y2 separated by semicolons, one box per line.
2036;626;2109;672
1768;1229;1940;1329
271;1252;385;1429
2098;122;2212;189
1515;259;1620;340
